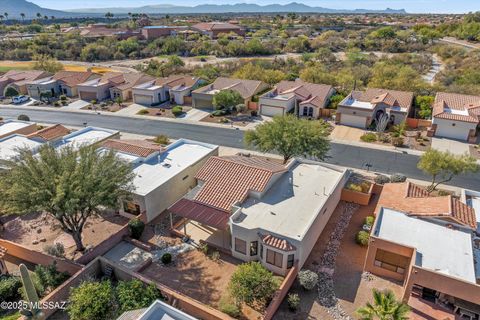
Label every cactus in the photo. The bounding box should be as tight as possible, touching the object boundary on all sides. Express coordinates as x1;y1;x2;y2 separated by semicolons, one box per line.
19;264;45;320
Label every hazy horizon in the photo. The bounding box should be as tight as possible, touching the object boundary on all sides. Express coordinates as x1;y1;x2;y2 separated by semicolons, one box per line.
26;0;480;14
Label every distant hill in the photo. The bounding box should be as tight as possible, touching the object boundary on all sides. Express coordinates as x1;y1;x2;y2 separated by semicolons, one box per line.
0;0;80;19
68;2;408;15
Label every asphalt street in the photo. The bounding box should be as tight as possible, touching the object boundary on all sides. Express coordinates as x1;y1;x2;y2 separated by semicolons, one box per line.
1;107;479;190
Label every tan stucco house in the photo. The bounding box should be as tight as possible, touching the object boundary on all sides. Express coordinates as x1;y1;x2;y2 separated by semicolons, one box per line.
132;75;204;106
77;72;154;102
192;77;268;109
337;88;414;128
168;155;349;276
364;182;480;318
26;71;100;99
430;92;480;142
0;70;51;97
258;79;335;118
191;22;245;38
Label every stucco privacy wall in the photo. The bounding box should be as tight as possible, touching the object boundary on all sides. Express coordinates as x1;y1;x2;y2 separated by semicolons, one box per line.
0;239;83;275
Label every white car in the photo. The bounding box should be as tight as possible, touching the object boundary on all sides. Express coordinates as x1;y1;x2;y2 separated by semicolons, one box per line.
12;95;29;105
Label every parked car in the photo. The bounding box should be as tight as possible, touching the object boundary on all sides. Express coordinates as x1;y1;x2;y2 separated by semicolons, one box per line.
12;95;30;105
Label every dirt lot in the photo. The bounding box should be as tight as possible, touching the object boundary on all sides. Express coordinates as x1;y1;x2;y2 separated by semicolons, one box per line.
275;198;403;320
1;211;129;259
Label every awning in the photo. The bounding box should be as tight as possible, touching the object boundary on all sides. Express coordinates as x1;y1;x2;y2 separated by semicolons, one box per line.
169;198;230;230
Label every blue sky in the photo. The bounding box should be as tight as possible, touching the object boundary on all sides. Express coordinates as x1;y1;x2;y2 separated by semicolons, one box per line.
30;0;480;14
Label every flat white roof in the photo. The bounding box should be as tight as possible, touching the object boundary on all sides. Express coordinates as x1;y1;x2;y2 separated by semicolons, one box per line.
139;300;197;320
235;161;346;240
0;120;32;137
374;208;477;284
0;134;42;161
341;97;374;110
28;76;56;85
128;139;217;196
54;127;117;150
133;81;161;90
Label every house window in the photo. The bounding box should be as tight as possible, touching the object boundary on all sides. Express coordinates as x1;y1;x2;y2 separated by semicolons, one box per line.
308;107;314;117
260;244;263;259
123;201;141;215
250;241;258;256
374;249;409;274
287;254;294;269
303;107;308;116
235;238;247;255
266;249;283;268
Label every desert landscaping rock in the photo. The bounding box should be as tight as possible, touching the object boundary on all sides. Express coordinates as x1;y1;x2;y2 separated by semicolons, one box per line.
316;202;359;320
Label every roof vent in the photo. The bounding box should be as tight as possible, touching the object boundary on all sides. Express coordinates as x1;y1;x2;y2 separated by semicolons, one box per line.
162;163;171;168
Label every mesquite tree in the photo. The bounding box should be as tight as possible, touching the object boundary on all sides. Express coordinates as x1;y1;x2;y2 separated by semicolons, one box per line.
0;144;134;251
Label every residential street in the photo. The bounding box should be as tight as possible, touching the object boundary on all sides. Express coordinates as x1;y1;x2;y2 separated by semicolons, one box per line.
1;107;479;189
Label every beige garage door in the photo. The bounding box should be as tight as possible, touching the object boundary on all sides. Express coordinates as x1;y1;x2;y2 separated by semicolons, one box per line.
261;105;284;117
134;94;153;106
194;97;213;108
340;114;367;128
79;91;98;101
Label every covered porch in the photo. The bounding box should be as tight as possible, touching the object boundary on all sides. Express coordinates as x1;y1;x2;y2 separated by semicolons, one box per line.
168;198;232;253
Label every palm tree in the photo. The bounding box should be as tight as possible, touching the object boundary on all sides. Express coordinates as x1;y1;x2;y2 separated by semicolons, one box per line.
20;13;25;22
105;12;114;21
0;15;4;23
43;15;48;21
36;12;42;19
356;289;410;320
4;12;8;21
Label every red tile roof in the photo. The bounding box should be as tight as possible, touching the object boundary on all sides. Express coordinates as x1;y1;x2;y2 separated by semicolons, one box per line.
274;80;333;108
261;234;296;251
192;22;242;31
376;182;477;229
193;156;287;212
27;124;70;141
101;139;162;158
169;198;230;230
54;71;99;87
432;92;480;123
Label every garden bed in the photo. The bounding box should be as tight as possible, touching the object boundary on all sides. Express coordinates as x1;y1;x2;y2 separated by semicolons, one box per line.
200;111;260;127
137;105;191;118
82;102;128;113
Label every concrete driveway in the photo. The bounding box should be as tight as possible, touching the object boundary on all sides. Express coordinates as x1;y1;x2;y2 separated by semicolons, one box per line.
63;100;90;110
330;125;364;142
431;137;471;155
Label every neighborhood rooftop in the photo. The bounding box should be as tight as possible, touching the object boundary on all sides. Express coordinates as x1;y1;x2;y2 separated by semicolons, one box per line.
0;134;42;161
53;126;118;150
374;207;478;284
433;92;480;123
341;88;414;112
234;160;347;240
0;120;32;137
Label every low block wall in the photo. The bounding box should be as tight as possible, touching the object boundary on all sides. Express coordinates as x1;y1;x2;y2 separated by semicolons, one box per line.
341;188;372;206
0;239;82;275
264;262;299;320
74;224;129;265
406;118;432;129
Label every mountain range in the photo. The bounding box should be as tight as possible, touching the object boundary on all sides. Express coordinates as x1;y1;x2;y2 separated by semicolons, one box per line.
0;0;407;19
69;3;407;15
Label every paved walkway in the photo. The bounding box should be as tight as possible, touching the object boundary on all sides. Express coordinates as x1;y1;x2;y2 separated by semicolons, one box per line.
63;100;90;110
115;103;146;116
432;137;471;155
183;108;210;121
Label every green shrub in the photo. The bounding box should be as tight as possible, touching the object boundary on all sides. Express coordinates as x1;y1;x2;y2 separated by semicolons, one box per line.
17;114;30;122
347;183;363;192
34;262;69;293
60;95;67;101
390;174;407;183
212;109;227;117
298;270;318;291
5;87;19;97
171;106;183;117
287;293;300;311
128;219;145;240
137;109;149;115
54;101;61;107
0;275;22;302
219;295;241;318
153;135;170;145
360;132;377;142
228;262;279;308
68;281;116;320
161;253;172;265
374;175;390;185
356;231;370;246
391;137;404;147
364;216;375;227
116;280;162;314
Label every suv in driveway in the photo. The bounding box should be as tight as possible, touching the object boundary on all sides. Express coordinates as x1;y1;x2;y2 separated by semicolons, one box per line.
12;95;30;105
